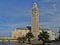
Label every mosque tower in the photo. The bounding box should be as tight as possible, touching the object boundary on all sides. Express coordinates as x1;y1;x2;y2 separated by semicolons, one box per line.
31;0;39;39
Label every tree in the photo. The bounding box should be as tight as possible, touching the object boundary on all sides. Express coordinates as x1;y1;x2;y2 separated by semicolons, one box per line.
26;32;34;44
17;37;22;43
26;26;31;32
38;31;49;45
17;36;27;43
22;36;27;43
58;27;60;40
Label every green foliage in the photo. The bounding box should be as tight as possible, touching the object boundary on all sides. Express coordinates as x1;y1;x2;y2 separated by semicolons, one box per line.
58;30;60;39
38;31;49;45
17;36;27;43
17;37;22;43
26;32;34;43
22;36;27;43
26;32;34;38
26;26;31;31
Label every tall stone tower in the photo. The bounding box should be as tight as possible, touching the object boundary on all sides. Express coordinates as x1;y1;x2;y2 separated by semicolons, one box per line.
31;0;39;39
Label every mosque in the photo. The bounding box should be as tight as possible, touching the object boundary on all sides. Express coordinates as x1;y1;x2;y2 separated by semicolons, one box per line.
12;0;55;40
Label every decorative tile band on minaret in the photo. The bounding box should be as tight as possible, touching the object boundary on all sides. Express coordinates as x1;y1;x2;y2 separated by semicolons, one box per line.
31;0;39;39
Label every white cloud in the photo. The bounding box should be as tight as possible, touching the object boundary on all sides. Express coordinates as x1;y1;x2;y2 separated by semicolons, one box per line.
39;1;60;33
53;4;56;10
45;0;52;2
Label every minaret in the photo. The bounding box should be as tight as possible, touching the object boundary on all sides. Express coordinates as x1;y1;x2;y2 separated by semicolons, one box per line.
31;0;39;39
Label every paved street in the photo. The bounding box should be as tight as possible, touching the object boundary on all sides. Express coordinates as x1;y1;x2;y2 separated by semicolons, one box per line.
0;41;60;45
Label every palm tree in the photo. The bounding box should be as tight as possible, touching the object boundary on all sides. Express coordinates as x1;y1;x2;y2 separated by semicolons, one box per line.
26;32;34;44
26;26;31;32
17;36;27;43
22;36;27;43
38;31;49;45
17;37;22;43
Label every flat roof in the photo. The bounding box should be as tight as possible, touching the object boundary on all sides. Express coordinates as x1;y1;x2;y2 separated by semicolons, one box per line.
16;28;50;30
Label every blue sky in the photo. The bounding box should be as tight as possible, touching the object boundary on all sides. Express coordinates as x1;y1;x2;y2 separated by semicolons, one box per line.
0;0;60;37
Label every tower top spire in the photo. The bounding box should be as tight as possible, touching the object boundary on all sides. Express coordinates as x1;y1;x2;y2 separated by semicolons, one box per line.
34;0;36;2
34;0;36;3
32;0;38;9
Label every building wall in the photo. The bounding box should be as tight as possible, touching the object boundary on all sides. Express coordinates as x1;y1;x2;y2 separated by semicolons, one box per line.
12;29;29;39
48;31;55;40
32;2;39;39
12;29;55;40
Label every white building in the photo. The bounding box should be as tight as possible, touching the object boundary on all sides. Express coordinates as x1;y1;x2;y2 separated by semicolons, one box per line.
12;28;55;40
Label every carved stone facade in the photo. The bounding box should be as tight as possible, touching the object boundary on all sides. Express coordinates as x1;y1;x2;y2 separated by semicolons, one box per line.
31;1;39;38
12;28;55;40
